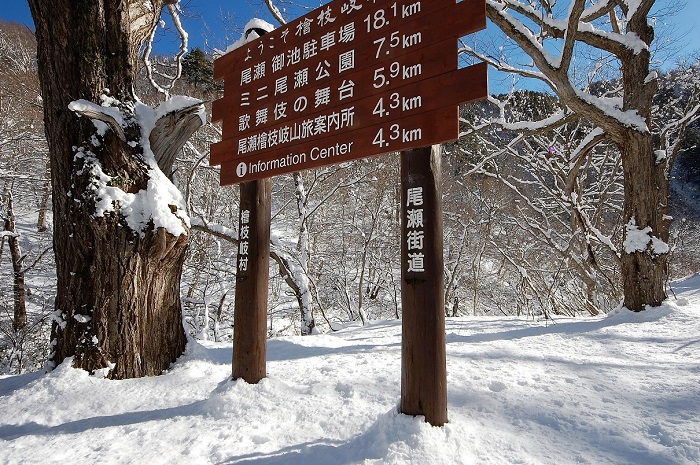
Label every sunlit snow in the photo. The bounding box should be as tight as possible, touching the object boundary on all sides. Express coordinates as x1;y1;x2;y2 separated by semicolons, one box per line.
1;275;699;464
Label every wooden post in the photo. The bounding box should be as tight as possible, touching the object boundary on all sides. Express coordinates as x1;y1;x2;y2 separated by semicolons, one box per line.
400;145;448;426
232;178;272;383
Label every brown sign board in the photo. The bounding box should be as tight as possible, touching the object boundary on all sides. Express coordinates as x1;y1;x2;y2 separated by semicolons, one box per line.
211;62;486;166
211;0;488;185
212;0;486;127
212;39;458;139
213;0;467;82
220;106;457;184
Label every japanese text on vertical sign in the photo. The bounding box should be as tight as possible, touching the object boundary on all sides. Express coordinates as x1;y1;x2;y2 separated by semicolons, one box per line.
239;210;251;271
406;186;425;273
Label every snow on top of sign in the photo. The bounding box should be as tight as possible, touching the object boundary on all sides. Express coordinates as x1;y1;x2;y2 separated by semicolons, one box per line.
223;18;275;54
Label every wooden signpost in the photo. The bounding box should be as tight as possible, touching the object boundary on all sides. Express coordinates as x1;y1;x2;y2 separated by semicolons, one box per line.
232;179;271;383
211;0;488;426
400;145;447;425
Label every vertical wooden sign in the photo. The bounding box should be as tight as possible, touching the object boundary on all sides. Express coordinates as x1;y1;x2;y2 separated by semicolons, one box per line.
232;179;272;383
400;145;448;426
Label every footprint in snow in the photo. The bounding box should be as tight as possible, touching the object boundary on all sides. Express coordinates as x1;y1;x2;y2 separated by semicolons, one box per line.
489;380;507;392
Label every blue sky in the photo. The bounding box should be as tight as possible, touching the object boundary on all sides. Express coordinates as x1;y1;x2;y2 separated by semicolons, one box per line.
3;1;699;55
2;0;699;92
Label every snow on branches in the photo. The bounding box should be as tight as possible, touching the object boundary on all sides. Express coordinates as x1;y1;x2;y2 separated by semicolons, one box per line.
462;0;658;139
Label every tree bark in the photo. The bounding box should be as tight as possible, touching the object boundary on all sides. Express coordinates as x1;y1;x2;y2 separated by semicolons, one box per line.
619;7;668;310
29;0;195;378
37;162;50;232
4;191;26;332
619;132;668;309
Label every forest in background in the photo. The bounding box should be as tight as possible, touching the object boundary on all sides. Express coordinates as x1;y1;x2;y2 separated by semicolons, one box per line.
1;15;699;375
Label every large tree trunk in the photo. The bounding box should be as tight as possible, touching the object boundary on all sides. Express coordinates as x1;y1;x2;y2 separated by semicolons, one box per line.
29;0;196;378
619;7;668;311
619;131;669;310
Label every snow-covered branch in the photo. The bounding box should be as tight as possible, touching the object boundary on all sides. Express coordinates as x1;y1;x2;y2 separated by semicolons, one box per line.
68;100;127;142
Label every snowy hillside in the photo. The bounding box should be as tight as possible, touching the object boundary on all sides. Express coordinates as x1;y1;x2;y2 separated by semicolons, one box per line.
1;275;699;465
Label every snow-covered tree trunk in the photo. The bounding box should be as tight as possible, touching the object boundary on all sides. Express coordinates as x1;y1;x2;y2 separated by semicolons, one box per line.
292;172;316;335
258;0;316;335
618;8;667;309
29;0;203;378
36;170;50;233
620;132;668;309
3;191;26;332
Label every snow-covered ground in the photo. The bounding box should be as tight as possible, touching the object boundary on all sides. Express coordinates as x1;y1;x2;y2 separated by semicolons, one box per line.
1;276;699;465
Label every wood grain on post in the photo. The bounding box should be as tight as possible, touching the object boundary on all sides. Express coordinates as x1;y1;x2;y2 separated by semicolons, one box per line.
232;179;272;383
400;145;448;426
